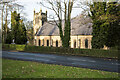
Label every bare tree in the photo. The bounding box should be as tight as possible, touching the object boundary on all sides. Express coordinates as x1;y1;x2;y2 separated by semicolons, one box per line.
4;3;8;43
1;3;5;42
0;0;24;43
0;0;10;43
39;0;76;47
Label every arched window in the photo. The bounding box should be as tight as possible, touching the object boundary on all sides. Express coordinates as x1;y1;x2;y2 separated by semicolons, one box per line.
39;39;41;46
42;39;44;46
56;40;58;47
47;40;49;46
85;39;88;48
79;39;81;48
74;40;76;48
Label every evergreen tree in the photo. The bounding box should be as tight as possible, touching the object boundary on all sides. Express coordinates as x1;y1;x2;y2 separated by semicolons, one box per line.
89;2;120;49
104;2;120;48
11;11;27;44
89;2;106;49
5;28;12;44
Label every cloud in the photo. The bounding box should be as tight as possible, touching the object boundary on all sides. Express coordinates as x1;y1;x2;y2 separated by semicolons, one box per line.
16;0;42;3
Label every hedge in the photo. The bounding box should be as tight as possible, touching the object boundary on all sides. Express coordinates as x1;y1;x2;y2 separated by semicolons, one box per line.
2;44;119;59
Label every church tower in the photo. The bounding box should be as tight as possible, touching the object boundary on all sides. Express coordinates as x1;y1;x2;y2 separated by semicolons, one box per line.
33;8;47;35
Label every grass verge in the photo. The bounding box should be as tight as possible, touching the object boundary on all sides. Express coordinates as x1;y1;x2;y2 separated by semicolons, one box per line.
2;58;119;78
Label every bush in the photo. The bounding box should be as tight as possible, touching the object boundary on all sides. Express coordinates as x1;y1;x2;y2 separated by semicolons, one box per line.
2;44;119;59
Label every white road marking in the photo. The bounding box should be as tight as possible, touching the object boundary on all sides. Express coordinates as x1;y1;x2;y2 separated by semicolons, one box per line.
6;52;56;58
35;58;50;62
34;55;56;59
88;61;96;63
7;52;25;55
67;58;96;62
50;61;57;63
82;60;87;61
67;58;83;61
111;63;120;65
115;63;120;65
71;63;76;64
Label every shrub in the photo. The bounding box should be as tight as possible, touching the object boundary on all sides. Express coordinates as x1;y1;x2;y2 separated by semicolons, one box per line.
2;44;119;59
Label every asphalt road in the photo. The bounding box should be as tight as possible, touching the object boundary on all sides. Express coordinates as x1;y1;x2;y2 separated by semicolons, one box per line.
2;51;120;72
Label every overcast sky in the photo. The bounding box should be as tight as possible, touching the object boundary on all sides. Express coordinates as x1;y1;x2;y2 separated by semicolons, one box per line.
16;0;83;21
0;0;85;29
0;0;119;29
15;0;120;21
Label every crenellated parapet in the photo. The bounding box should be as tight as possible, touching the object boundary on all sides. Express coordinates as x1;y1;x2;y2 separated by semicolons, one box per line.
33;8;47;35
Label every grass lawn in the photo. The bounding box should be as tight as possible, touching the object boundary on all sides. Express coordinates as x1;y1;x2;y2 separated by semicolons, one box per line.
2;59;119;78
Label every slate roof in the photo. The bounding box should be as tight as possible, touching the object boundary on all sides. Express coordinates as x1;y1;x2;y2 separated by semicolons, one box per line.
36;15;93;36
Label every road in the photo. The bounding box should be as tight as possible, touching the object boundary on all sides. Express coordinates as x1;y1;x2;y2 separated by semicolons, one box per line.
2;51;119;72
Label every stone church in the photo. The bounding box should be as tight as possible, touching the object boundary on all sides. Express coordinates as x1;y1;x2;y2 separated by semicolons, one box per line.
33;9;93;49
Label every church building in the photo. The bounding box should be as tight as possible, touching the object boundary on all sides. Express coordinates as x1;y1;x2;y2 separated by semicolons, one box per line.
33;9;93;49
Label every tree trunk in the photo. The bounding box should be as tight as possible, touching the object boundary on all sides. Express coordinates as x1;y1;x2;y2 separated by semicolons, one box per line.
1;4;4;43
4;4;8;43
63;0;73;48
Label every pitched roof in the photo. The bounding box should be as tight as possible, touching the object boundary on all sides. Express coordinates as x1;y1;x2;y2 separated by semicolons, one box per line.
36;15;93;36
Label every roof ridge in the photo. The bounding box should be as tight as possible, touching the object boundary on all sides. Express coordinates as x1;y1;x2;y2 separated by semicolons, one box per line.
36;26;43;35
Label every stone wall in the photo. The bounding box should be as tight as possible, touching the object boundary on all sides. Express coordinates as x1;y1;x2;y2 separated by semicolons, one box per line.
34;35;92;49
70;35;92;49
